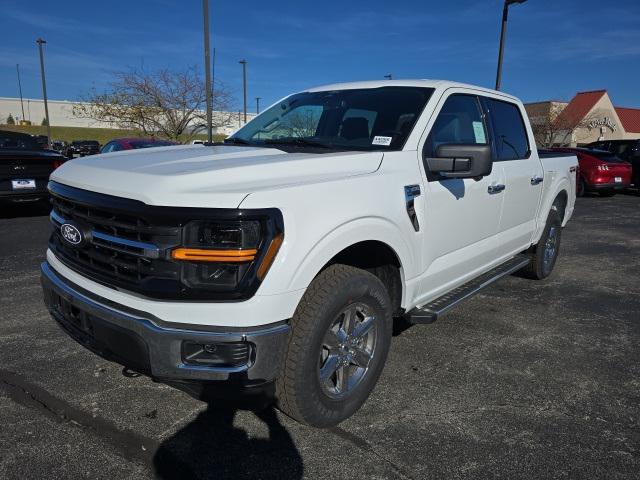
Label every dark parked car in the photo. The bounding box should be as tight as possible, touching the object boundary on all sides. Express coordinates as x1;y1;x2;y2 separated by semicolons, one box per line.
552;147;632;197
66;140;100;158
0;130;66;204
587;139;640;188
100;137;178;153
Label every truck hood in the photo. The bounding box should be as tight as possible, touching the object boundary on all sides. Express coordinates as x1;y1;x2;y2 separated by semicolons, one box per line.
51;145;383;208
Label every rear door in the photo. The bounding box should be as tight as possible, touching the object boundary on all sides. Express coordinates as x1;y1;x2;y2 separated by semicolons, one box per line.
417;91;505;301
483;97;544;256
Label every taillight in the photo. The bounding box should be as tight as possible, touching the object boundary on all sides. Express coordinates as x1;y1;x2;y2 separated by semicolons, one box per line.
596;164;609;171
52;160;62;169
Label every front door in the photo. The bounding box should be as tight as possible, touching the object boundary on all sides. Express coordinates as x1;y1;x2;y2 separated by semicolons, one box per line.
417;92;505;302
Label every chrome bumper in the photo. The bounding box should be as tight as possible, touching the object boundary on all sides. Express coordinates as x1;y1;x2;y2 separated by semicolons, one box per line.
40;262;290;383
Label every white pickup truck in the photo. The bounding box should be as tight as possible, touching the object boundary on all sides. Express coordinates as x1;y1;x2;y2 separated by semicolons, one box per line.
41;80;577;427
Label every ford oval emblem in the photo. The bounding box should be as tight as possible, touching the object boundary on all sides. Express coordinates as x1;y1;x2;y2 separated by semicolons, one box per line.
61;223;83;245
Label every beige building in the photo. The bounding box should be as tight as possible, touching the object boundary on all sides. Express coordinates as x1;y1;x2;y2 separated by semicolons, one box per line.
525;90;640;147
0;97;255;136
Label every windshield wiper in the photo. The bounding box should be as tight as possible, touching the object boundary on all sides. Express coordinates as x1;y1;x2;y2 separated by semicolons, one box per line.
263;138;333;149
223;137;252;145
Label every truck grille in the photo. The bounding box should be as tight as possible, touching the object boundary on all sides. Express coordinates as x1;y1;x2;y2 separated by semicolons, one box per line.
48;182;184;298
47;181;282;301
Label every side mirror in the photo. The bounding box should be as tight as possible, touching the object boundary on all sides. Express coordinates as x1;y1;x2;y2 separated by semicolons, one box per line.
426;144;493;179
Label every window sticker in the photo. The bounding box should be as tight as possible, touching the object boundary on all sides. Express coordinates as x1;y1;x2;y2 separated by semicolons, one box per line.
372;136;392;146
472;121;486;143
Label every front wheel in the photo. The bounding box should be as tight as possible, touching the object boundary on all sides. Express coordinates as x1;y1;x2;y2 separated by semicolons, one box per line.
521;208;562;280
276;264;393;427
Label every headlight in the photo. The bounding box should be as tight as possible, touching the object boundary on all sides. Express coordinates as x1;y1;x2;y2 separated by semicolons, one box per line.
171;217;283;293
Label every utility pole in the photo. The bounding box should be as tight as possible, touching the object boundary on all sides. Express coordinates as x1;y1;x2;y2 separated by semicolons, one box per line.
239;59;247;123
202;0;213;143
36;38;51;147
495;0;527;91
255;97;261;114
16;64;26;122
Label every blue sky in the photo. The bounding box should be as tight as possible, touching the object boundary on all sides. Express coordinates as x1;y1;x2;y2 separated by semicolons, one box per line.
1;0;639;112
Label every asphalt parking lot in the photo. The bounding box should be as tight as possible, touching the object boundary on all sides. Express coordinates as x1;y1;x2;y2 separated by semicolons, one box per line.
1;194;639;479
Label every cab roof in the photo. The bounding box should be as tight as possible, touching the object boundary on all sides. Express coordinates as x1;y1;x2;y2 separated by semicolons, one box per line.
304;79;520;103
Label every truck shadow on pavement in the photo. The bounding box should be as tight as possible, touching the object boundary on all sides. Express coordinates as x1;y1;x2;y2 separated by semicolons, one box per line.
153;404;304;480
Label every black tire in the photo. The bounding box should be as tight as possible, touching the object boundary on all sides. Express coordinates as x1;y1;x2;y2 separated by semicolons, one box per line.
276;264;393;427
521;208;562;280
577;178;586;197
599;190;616;197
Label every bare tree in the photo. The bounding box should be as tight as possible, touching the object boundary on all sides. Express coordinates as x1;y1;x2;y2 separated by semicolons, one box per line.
285;109;318;137
529;103;601;148
73;67;234;140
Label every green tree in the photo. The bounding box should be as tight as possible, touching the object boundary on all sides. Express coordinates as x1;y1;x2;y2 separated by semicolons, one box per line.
41;117;48;126
6;114;15;125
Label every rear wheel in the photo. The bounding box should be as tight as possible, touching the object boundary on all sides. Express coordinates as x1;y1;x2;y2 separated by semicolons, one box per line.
577;178;586;197
521;208;562;280
276;264;393;427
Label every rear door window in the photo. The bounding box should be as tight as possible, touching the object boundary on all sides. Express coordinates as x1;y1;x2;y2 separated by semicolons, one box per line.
486;99;530;161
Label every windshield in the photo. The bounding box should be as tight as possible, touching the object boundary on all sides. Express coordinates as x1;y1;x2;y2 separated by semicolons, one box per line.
582;149;625;163
0;131;42;151
229;86;434;152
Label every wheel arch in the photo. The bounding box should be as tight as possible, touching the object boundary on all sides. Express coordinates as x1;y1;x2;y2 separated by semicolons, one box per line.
287;218;414;312
532;182;571;245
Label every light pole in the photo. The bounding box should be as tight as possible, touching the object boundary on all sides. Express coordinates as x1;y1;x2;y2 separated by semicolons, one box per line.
16;64;26;123
202;0;213;143
255;97;261;114
495;0;527;91
239;59;247;123
36;38;52;147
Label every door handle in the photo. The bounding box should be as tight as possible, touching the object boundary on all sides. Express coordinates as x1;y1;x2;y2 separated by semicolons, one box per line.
531;176;544;185
488;184;506;194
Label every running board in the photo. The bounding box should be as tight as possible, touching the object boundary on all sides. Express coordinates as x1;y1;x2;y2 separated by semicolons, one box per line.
406;254;531;324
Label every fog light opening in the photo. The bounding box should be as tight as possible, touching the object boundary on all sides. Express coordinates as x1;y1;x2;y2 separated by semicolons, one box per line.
182;341;251;368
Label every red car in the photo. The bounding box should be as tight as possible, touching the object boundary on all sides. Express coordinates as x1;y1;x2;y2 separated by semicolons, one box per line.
100;137;178;153
552;147;632;197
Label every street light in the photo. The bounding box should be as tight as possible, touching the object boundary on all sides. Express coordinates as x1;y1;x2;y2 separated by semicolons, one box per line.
36;38;52;147
495;0;527;91
255;97;261;114
202;0;213;144
239;59;247;123
16;64;26;123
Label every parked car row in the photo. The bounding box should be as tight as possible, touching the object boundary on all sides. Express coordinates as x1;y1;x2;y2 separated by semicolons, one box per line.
0;130;66;204
551;147;633;197
0;130;183;205
587;139;640;189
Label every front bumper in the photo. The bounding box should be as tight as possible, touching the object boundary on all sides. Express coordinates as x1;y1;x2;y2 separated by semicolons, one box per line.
0;188;49;202
40;261;290;384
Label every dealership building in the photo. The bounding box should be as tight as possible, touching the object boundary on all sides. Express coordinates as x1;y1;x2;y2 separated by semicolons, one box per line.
0;97;254;135
525;90;640;146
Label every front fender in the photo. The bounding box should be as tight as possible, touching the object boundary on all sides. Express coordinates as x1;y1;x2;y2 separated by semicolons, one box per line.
287;216;415;294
